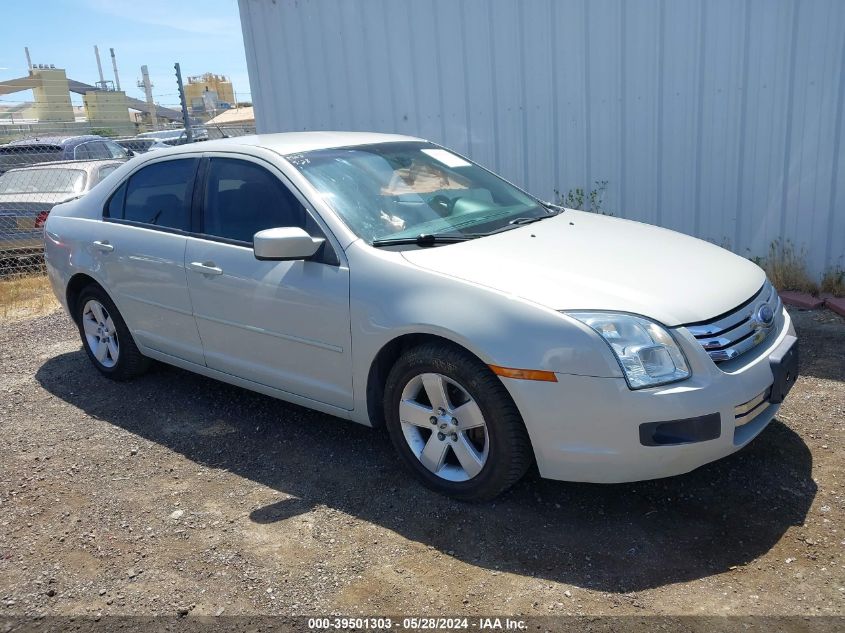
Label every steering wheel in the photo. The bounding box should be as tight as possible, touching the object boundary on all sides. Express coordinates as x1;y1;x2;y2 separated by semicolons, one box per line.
428;194;455;218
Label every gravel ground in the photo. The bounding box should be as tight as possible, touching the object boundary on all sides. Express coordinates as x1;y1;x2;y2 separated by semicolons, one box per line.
0;307;843;619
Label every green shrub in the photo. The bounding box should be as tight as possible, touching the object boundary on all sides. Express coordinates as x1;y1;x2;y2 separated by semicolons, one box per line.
554;180;611;215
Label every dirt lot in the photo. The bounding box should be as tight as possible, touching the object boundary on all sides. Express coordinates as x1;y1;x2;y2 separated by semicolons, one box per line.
0;306;843;620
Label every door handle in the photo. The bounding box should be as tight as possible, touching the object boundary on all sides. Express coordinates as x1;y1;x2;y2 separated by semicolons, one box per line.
92;240;114;253
188;261;224;276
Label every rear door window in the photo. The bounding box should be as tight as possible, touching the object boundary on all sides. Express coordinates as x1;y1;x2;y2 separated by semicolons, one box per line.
110;158;198;231
77;141;112;160
104;141;128;159
73;144;91;160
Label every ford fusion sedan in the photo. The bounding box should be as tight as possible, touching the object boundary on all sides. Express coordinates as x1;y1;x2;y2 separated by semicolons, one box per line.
43;132;798;500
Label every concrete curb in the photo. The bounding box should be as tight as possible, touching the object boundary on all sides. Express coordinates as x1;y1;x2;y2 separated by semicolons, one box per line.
824;296;845;317
779;291;825;309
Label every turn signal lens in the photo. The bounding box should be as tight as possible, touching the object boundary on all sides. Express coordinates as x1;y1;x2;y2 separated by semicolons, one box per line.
489;365;558;382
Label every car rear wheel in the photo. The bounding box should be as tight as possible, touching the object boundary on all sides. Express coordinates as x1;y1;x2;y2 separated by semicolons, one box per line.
383;342;533;501
76;285;150;380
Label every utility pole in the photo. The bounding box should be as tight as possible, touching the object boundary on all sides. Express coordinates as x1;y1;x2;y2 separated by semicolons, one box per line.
174;63;193;143
138;65;157;129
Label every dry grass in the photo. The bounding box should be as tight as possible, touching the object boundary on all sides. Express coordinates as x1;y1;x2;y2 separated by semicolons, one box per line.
756;240;820;295
820;268;845;298
0;273;59;321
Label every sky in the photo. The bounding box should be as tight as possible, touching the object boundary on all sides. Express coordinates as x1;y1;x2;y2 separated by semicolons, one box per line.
0;0;250;108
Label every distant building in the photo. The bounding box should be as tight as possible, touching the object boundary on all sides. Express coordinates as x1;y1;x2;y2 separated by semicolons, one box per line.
206;106;254;127
83;90;131;127
30;67;74;122
185;73;235;115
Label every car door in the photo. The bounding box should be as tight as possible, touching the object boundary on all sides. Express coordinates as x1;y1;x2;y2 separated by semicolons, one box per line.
95;156;205;365
184;155;353;409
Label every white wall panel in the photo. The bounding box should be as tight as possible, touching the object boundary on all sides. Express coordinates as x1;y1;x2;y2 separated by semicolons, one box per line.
239;0;845;275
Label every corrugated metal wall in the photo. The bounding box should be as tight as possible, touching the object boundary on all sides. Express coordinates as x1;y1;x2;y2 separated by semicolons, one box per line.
239;0;845;275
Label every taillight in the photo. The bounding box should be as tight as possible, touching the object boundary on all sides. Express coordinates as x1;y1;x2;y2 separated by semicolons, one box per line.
35;211;49;228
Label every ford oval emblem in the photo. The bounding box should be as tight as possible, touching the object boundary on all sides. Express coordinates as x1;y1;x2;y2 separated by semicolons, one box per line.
756;304;775;327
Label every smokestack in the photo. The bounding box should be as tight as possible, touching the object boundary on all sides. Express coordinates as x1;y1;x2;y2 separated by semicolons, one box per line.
140;65;157;128
94;45;105;85
24;47;32;71
110;48;121;92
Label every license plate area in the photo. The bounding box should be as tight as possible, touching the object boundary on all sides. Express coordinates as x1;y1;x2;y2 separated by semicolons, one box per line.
769;335;798;404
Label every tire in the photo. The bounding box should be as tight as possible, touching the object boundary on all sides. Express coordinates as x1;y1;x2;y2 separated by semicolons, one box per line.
75;284;151;381
383;342;533;501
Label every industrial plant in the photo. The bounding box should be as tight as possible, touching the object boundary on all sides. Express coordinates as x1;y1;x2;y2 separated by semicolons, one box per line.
0;47;240;138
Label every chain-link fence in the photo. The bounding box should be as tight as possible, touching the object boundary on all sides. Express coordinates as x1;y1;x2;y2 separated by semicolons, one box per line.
0;122;255;316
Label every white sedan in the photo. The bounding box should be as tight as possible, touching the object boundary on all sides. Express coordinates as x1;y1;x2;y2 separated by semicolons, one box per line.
43;132;799;500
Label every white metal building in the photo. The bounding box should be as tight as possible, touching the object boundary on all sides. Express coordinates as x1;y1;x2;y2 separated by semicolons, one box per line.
238;0;845;276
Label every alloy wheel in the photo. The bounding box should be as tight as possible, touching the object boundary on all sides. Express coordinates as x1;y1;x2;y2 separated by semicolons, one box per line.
82;299;120;368
398;372;489;482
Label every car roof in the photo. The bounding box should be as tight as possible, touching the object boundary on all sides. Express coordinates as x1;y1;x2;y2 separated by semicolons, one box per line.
3;135;108;148
155;131;424;157
2;159;125;173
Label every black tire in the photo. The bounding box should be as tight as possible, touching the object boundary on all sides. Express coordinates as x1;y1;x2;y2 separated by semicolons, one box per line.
383;342;533;501
75;284;151;381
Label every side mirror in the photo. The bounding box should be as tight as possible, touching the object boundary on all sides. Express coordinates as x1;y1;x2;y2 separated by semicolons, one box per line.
253;227;324;261
125;149;135;157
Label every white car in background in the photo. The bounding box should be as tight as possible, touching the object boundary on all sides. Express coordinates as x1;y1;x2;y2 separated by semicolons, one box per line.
136;127;208;146
43;132;798;500
114;138;171;154
0;160;124;257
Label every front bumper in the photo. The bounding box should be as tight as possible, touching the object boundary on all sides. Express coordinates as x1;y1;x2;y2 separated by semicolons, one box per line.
503;308;798;483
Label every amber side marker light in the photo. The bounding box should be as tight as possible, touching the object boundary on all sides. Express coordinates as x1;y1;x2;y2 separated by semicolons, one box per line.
489;365;558;382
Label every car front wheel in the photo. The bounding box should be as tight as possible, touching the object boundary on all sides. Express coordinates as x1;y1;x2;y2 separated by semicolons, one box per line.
383;342;533;501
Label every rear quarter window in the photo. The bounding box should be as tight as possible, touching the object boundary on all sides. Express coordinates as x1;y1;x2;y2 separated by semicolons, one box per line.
105;182;127;218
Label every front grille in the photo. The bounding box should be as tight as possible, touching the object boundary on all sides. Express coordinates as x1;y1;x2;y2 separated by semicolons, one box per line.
685;281;781;363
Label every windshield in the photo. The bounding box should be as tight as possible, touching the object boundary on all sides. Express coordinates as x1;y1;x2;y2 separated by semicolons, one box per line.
0;168;86;194
289;142;549;243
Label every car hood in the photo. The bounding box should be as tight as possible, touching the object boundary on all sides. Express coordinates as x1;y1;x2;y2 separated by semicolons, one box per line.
400;210;766;326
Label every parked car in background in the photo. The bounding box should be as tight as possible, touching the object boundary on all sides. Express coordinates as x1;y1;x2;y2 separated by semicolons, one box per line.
115;137;171;154
43;132;798;500
0;135;129;174
136;127;208;146
0;159;124;257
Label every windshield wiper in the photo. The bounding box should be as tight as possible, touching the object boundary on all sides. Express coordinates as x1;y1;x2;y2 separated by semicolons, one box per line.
508;216;548;226
371;233;474;248
469;210;560;237
541;201;566;213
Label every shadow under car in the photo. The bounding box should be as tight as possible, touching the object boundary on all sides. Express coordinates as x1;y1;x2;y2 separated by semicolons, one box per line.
36;349;816;593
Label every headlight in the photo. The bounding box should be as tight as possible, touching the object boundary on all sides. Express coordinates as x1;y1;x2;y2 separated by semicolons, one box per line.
566;312;690;389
